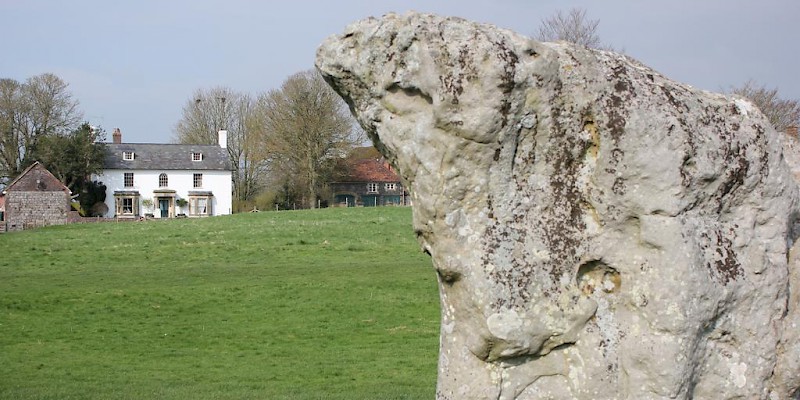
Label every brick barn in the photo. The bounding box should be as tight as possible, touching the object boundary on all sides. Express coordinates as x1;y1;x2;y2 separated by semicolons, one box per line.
330;158;411;207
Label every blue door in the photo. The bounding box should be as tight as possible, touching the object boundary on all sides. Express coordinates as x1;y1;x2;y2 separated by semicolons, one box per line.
159;199;169;218
362;195;378;207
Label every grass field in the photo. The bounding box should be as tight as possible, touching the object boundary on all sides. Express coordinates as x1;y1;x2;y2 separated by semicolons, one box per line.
0;207;440;400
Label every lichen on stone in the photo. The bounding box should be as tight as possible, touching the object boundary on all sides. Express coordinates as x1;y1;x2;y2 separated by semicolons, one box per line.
317;11;800;400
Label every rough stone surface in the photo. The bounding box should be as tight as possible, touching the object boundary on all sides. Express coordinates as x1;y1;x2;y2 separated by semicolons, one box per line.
3;162;71;232
316;12;800;400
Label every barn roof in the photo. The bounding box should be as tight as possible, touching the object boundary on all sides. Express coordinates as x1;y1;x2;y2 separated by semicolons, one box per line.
5;161;70;193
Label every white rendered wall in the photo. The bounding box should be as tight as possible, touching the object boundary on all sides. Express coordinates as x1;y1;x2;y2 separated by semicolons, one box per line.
94;169;232;218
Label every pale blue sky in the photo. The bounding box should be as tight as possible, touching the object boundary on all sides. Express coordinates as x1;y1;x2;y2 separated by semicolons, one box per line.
2;0;797;143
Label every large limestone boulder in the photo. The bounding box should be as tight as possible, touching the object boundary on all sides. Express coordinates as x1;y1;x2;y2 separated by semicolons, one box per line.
316;12;800;400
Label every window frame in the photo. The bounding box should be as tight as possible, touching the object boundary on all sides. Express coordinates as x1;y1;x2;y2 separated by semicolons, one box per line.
385;183;397;191
113;193;140;218
124;172;134;188
122;198;133;214
192;152;203;161
366;182;379;193
193;173;203;188
193;198;208;215
123;151;134;161
188;194;213;216
158;173;168;188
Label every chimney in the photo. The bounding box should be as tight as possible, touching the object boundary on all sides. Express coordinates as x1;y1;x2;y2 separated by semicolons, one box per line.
112;128;122;144
787;125;799;138
218;130;228;149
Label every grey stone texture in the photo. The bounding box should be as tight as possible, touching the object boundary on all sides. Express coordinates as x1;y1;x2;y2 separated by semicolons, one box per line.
3;162;71;232
5;191;70;231
316;12;800;400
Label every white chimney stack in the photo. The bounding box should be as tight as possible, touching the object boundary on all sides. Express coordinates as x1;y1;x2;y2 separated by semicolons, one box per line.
218;130;228;149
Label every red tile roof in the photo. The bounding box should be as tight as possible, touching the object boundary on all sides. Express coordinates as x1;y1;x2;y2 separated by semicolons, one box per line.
340;159;400;183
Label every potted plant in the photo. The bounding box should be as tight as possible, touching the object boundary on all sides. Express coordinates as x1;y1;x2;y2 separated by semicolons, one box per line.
175;198;188;217
141;198;154;218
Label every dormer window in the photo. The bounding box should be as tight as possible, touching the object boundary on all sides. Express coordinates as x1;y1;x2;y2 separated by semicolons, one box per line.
123;151;134;161
192;152;203;161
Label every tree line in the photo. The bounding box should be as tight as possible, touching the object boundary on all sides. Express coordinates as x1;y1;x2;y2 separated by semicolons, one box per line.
2;9;798;215
173;70;363;211
0;73;83;181
0;70;362;214
0;74;106;214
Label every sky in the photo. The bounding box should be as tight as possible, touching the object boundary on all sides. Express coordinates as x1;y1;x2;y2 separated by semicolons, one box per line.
2;0;798;144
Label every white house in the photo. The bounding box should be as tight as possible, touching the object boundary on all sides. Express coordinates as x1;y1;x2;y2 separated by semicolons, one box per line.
94;129;233;219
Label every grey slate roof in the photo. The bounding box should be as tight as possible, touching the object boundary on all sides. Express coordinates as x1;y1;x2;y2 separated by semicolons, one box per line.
103;143;232;171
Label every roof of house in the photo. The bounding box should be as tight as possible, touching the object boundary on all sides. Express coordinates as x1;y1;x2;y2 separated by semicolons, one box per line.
337;158;401;183
4;161;71;193
102;143;232;171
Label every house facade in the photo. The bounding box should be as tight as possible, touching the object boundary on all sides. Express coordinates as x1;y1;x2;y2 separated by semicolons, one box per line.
330;158;411;207
1;161;72;232
94;129;233;219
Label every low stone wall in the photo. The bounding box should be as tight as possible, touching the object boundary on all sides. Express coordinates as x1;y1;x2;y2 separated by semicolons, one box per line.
66;211;108;224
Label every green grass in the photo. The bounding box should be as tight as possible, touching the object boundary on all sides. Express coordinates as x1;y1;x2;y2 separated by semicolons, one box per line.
0;207;440;400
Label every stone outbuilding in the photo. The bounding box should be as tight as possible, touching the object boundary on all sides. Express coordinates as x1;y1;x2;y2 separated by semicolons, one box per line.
2;161;72;232
330;157;411;207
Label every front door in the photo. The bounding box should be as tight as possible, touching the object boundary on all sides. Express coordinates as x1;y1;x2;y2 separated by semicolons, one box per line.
159;199;169;218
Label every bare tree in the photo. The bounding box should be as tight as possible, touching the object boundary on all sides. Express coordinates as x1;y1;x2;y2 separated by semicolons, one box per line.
24;73;82;137
729;80;800;134
0;79;24;184
535;8;605;49
175;86;237;144
174;87;266;205
252;70;359;209
228;94;266;203
0;73;82;183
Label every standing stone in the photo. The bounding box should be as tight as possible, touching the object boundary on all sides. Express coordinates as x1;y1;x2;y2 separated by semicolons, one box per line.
316;12;800;400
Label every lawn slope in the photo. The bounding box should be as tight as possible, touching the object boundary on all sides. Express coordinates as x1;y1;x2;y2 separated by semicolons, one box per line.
0;207;439;400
